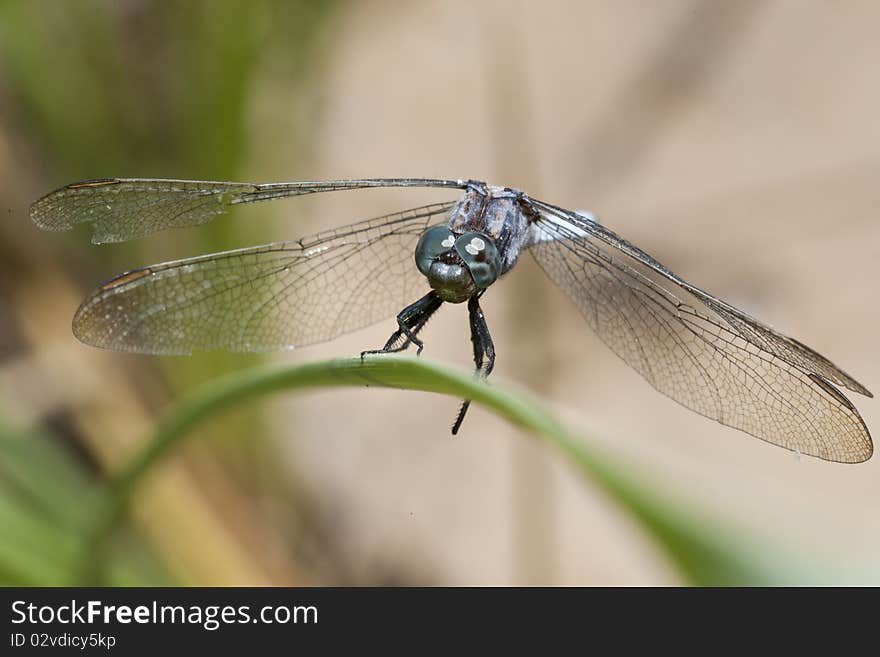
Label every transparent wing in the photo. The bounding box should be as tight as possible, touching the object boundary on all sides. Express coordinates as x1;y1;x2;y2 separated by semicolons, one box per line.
30;177;466;244
526;201;872;463
72;202;453;355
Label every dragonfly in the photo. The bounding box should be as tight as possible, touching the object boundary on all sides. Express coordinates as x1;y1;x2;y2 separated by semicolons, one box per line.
30;177;873;462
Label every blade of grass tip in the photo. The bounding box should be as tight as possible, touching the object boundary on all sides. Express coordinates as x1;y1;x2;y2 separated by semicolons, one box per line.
85;356;776;585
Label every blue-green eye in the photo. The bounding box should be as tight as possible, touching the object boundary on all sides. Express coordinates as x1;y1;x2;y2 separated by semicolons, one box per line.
415;226;456;277
454;231;500;288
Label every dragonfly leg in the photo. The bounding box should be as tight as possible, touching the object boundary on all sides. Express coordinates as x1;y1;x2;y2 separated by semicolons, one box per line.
361;291;443;359
452;292;495;435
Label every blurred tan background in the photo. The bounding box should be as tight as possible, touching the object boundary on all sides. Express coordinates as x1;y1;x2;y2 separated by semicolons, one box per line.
0;0;878;585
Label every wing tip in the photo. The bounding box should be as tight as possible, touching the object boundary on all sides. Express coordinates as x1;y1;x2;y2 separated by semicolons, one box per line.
827;443;873;464
837;373;872;398
29;197;69;232
30;179;123;230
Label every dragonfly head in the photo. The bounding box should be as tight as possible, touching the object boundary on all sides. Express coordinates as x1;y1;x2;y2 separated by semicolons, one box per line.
415;226;500;303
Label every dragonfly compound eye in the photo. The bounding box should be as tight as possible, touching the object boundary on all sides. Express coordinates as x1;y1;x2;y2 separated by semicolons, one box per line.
415;225;457;277
454;231;500;288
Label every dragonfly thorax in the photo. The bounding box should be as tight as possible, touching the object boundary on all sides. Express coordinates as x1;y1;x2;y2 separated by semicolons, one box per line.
413;185;533;303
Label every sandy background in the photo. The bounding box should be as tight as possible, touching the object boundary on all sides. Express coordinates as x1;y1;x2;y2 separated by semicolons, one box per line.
1;0;878;584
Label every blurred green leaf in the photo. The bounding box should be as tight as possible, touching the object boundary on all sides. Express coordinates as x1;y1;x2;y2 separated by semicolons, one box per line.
0;0;337;181
0;419;171;585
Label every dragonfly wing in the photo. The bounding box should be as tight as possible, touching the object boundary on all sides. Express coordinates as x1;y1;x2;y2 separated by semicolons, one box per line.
527;202;872;463
73;203;453;354
31;177;465;244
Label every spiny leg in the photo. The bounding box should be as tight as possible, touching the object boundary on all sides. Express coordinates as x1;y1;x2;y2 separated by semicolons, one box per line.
452;292;495;435
361;291;443;358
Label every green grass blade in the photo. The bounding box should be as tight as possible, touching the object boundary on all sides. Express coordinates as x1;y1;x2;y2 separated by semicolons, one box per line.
88;356;795;585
